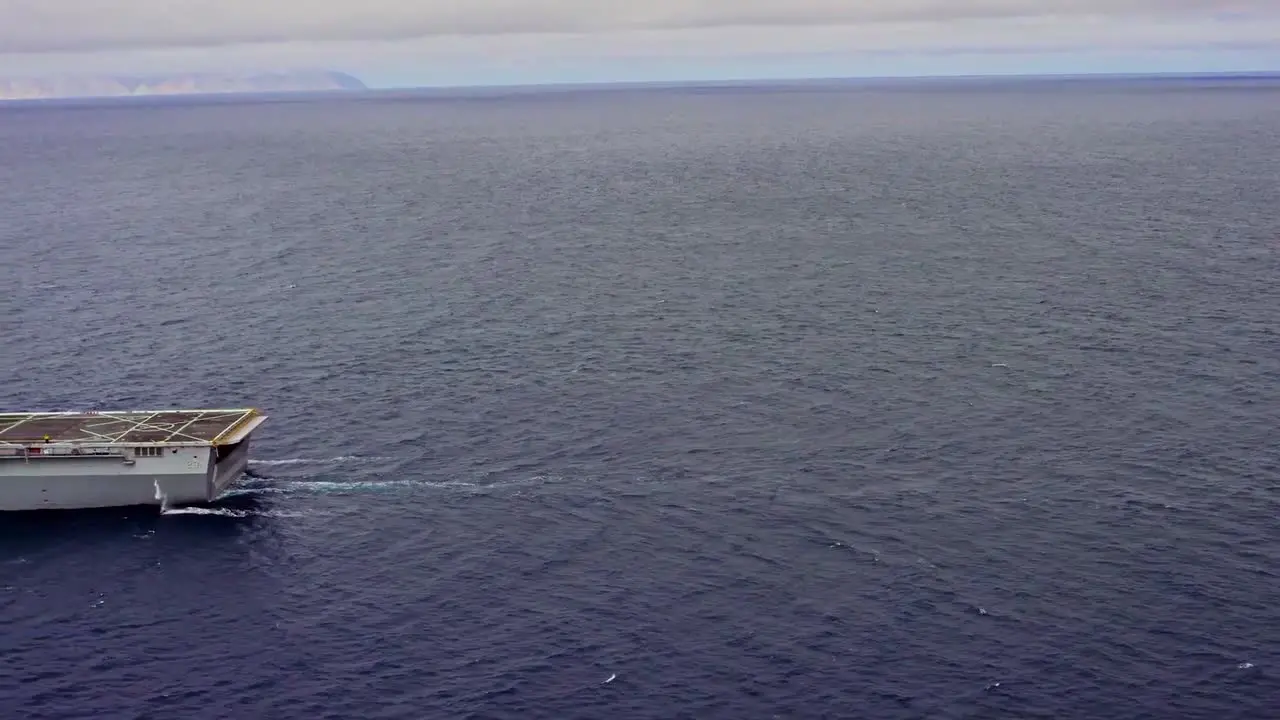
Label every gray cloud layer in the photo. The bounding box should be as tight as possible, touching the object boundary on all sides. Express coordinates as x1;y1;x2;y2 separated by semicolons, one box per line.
2;0;1274;55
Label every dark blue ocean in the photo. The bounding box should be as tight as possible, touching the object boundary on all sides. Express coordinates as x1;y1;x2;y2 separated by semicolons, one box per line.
2;76;1279;719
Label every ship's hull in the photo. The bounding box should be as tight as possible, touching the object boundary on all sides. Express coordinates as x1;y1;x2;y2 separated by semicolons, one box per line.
0;407;267;512
0;439;253;511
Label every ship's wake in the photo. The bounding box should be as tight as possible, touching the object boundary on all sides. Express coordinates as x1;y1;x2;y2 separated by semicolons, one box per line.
155;455;554;517
233;477;496;495
153;478;308;518
232;472;550;498
159;505;307;518
248;455;394;468
160;505;251;517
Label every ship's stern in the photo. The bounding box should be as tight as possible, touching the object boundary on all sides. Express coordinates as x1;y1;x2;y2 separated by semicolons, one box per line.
208;437;253;500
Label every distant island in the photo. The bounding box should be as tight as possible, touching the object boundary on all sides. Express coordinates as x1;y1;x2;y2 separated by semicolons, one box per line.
0;70;367;101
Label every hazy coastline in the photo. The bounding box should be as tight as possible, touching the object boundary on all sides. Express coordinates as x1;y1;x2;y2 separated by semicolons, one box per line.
0;70;366;101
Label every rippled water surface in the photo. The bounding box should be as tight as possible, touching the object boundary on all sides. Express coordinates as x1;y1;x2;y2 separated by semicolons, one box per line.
2;78;1279;719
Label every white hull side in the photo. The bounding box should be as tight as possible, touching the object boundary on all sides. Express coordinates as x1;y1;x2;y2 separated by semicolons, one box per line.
0;472;212;511
0;448;222;511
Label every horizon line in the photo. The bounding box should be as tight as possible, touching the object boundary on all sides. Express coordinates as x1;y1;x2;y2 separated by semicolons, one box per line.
2;68;1277;106
373;68;1280;91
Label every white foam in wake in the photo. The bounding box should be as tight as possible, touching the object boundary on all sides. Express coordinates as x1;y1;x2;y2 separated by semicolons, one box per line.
159;506;310;518
249;455;394;467
161;506;250;517
232;475;545;497
274;479;487;494
221;486;291;496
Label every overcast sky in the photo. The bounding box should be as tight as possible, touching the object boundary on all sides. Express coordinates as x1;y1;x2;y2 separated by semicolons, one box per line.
3;0;1277;85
